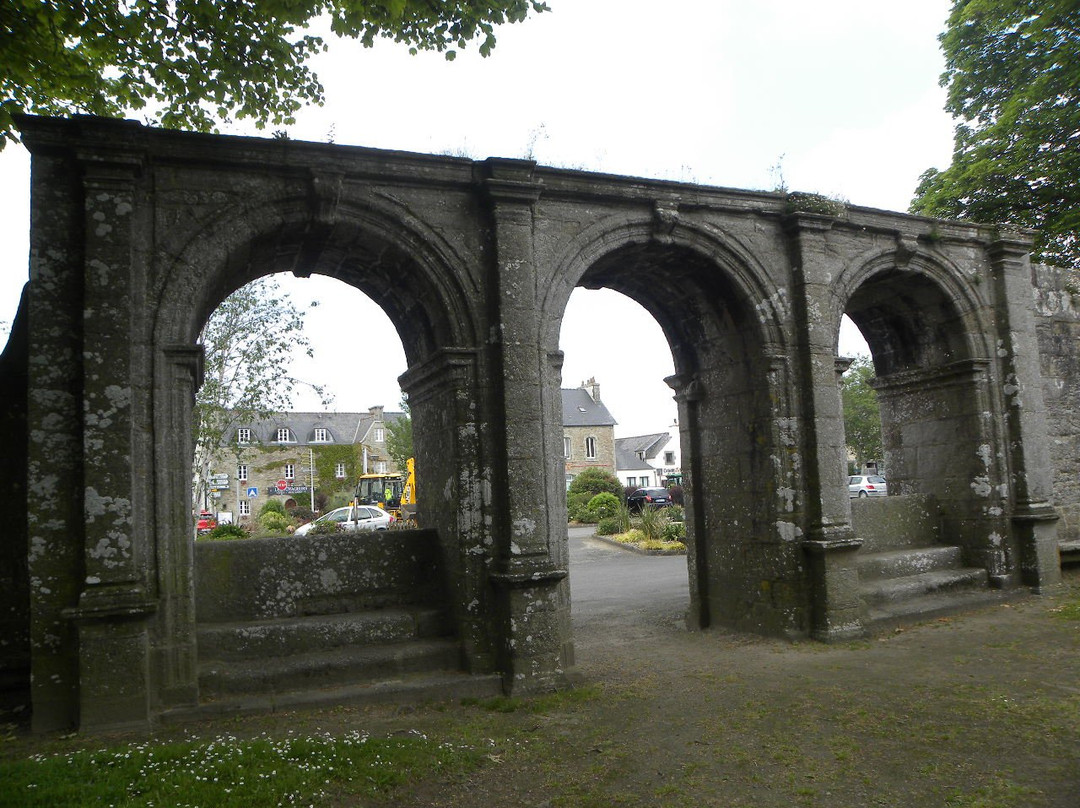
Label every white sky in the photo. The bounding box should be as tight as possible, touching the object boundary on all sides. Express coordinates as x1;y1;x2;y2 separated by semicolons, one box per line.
0;0;955;437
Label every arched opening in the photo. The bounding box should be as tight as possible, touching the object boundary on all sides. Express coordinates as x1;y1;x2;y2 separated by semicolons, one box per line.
840;261;1011;589
551;236;798;638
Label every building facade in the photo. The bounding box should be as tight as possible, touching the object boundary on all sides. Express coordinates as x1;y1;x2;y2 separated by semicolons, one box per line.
615;425;682;489
562;378;617;487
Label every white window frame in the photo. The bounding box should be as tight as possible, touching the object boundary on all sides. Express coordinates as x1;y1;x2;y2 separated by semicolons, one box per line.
563;436;571;458
585;436;597;460
239;500;250;516
276;427;292;443
237;464;248;481
284;463;295;480
375;460;387;474
335;462;346;479
374;427;385;443
237;428;251;444
314;427;329;442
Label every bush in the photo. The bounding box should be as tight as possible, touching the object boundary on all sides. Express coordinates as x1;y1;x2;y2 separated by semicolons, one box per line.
667;485;684;506
661;521;686;542
308;521;339;536
636;505;668;542
259;511;290;533
586;492;620;520
288;506;314;523
666;504;685;523
567;492;593;522
596;516;621;535
260;498;286;517
198;523;249;542
567;469;623;500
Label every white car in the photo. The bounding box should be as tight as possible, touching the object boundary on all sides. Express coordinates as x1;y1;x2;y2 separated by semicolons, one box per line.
294;505;394;535
848;475;888;498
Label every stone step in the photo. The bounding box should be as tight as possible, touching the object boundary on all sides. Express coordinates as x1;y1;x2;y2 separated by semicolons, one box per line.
199;637;463;698
163;671;504;724
857;546;964;582
863;588;1016;635
1060;539;1080;565
197;608;451;661
860;567;988;608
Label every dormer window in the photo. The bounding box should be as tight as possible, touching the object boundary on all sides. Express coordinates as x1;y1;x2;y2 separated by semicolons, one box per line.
237;428;252;444
313;427;329;442
374;427;385;443
275;428;293;443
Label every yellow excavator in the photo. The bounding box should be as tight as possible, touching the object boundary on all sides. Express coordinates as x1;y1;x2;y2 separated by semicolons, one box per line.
354;457;417;525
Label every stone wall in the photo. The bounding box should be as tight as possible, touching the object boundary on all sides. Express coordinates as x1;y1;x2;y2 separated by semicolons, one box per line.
1032;264;1080;545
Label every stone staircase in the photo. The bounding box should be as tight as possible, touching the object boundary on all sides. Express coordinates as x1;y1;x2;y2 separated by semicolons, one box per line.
852;495;1008;633
179;530;501;720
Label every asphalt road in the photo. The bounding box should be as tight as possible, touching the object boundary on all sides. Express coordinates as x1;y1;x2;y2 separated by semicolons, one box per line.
566;525;691;652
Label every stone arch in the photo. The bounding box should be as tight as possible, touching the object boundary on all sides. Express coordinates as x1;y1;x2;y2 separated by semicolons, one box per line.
835;246;1012;581
542;212;805;636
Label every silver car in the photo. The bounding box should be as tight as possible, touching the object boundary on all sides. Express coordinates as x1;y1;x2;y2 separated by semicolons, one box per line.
294;505;394;535
848;475;887;498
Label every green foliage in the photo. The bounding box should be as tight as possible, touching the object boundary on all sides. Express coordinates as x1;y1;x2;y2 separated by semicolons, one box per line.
596;516;621;535
661;521;686;543
260;498;286;517
308;521;339;536
586;492;620;520
567;468;624;500
910;0;1080;267
666;504;685;523
259;511;290;534
841;356;883;468
385;397;414;470
785;191;847;217
1;1;549;150
636;504;667;543
566;492;593;522
198;523;249;542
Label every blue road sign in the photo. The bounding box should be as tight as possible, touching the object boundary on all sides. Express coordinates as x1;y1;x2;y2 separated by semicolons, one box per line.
246;487;258;498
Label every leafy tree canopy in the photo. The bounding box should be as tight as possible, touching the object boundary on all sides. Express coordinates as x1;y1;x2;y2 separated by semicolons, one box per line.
1;0;548;149
910;0;1080;267
567;468;624;500
841;356;883;471
385;396;413;470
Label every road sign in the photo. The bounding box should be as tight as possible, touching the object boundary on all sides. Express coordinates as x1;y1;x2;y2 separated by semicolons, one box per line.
210;474;229;484
246;487;258;498
277;480;287;491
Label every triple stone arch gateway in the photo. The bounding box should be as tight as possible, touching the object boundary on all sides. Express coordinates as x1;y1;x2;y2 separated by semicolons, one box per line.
3;115;1068;734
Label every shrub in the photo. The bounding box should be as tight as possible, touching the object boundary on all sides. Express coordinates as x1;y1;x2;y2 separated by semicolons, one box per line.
586;492;620;520
288;506;314;524
198;523;249;542
567;469;623;500
637;505;668;543
567;492;593;522
661;521;686;542
668;485;684;506
666;504;685;522
259;511;290;533
596;516;620;535
308;521;339;536
260;498;286;517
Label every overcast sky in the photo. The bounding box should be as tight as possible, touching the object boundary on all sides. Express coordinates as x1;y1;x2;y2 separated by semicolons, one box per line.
0;0;956;437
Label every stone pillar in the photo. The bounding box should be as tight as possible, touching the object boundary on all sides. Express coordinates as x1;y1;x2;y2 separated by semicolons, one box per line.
988;234;1061;591
63;144;158;730
481;158;572;693
786;214;865;640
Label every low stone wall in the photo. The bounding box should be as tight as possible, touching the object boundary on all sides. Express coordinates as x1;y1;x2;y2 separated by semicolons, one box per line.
195;529;445;623
851;494;941;553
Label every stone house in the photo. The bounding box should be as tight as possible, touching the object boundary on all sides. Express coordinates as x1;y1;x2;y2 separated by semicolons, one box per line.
615;425;682;489
562;378;617;487
205;405;404;523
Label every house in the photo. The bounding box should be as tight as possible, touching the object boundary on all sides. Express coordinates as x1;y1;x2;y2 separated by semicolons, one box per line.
562;378;617;488
203;405;405;523
615;424;682;489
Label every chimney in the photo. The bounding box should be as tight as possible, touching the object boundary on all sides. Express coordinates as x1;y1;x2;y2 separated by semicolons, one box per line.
368;405;384;419
582;377;600;403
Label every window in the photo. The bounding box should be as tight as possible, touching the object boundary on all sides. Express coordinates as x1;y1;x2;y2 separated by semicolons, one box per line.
585;436;597;459
314;427;329;442
237;428;251;444
284;464;295;480
563;436;571;458
565;474;574;490
237;464;248;481
664;451;676;465
335;462;346;479
276;428;292;442
239;500;250;516
375;460;387;474
374;427;385;443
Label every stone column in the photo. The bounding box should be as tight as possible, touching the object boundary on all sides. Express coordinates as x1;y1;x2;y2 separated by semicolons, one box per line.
988;234;1061;591
63;145;158;731
786;214;864;640
480;158;572;693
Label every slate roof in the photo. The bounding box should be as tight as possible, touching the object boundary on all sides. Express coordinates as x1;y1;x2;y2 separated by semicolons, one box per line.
221;410;406;446
561;388;617;427
615;433;670;461
615;446;653;472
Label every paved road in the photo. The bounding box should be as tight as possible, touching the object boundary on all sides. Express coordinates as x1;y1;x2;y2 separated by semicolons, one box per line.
566;525;691;653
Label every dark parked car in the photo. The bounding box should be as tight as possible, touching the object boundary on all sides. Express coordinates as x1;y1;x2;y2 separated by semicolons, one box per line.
627;487;672;512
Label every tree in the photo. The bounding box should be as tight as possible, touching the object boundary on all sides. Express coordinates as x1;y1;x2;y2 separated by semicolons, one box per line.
384;396;413;470
910;0;1080;267
567;468;624;500
193;276;329;509
1;0;549;150
841;356;883;471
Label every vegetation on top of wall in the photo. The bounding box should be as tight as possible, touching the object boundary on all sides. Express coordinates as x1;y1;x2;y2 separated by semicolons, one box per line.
785;192;847;217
